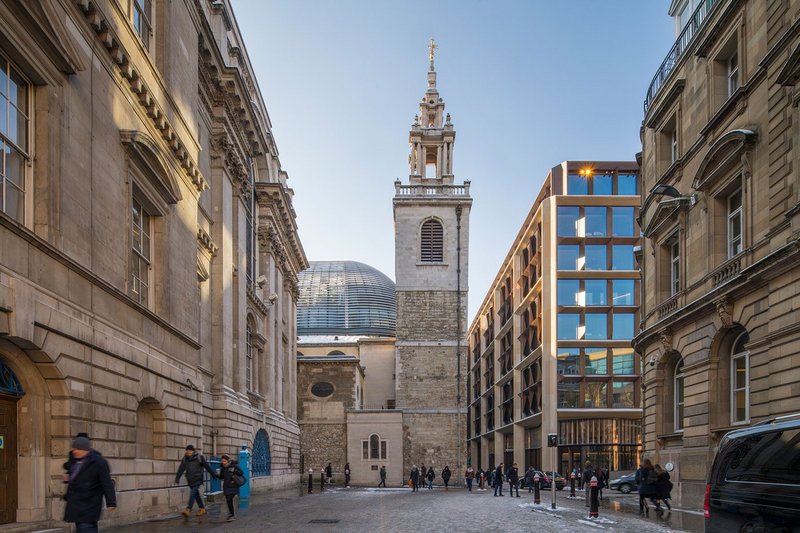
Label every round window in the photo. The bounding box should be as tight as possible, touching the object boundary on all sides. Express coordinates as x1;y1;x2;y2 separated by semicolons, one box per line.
311;382;334;398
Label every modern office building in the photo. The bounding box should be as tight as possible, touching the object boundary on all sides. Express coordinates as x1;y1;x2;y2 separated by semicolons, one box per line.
0;0;306;527
468;161;641;476
635;0;800;505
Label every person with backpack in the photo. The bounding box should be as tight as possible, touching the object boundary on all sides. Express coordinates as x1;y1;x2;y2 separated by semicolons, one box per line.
582;461;595;507
219;454;245;522
635;458;660;515
441;466;452;490
426;466;435;490
654;464;673;511
175;444;217;518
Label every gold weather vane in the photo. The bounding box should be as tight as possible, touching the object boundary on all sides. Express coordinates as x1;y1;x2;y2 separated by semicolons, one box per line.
428;38;438;64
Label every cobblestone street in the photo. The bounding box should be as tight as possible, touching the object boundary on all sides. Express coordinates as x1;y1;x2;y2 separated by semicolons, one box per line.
107;486;704;533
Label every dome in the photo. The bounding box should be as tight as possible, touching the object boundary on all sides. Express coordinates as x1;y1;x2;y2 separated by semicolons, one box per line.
297;261;396;337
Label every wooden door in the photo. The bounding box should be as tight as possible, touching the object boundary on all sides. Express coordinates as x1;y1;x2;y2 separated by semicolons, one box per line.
0;396;17;524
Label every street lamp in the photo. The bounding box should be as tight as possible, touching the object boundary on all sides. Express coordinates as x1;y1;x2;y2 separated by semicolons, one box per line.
649;183;696;206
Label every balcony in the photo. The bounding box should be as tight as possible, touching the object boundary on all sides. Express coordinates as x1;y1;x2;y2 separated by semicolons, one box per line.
644;0;718;114
394;181;471;197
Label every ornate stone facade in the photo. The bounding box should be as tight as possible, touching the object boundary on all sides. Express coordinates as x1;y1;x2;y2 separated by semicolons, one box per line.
635;0;800;507
0;0;306;528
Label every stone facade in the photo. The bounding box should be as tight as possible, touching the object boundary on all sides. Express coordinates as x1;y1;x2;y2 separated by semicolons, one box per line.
0;0;306;529
393;49;471;485
635;0;800;506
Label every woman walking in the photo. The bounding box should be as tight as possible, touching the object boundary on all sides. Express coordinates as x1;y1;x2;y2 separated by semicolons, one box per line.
426;466;435;490
442;466;452;490
635;459;660;515
465;466;475;491
655;464;673;511
219;454;245;522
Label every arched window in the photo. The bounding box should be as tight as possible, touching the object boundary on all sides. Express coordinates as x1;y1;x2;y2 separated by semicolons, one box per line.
420;219;444;262
362;433;387;460
328;350;345;356
674;360;684;432
731;331;750;424
246;317;255;392
252;429;271;476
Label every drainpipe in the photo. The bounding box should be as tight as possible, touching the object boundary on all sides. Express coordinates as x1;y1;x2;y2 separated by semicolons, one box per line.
455;205;463;483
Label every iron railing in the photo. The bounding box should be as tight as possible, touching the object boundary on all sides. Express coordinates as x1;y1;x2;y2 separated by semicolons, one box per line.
644;0;718;114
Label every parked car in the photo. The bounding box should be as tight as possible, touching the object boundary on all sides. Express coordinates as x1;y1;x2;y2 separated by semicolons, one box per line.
544;471;566;490
705;413;800;532
609;472;638;494
531;470;565;490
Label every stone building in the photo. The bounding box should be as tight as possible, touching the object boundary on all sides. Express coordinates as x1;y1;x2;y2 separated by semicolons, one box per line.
635;0;800;506
468;161;642;475
296;48;471;486
0;0;305;528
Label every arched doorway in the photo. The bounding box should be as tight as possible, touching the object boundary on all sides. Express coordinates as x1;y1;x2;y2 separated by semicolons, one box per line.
0;359;24;525
252;429;271;477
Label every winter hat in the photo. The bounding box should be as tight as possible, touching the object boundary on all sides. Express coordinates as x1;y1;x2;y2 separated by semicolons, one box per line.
185;444;195;451
72;436;91;451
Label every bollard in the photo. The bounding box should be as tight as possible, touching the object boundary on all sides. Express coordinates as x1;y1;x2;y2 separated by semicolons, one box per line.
308;469;313;494
533;473;541;504
320;471;325;491
570;471;576;498
589;475;599;518
238;445;251;509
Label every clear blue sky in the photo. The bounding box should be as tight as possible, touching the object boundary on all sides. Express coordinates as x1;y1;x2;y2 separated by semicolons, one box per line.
233;0;676;319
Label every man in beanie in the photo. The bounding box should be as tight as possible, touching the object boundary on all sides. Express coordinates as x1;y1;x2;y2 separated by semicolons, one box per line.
64;436;116;532
175;444;216;518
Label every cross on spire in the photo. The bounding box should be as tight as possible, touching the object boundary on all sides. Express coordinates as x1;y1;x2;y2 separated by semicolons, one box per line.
428;38;438;66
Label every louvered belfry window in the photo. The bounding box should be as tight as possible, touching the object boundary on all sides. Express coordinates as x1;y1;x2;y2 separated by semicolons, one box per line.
420;218;444;262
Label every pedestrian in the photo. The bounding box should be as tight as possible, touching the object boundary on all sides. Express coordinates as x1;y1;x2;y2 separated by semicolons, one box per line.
325;462;333;484
344;462;351;488
524;467;535;493
63;436;116;533
576;467;583;490
635;458;660;515
465;466;475;492
654;464;673;511
379;465;387;488
219;453;245;522
442;466;452;490
507;462;520;497
582;462;595;507
426;466;435;490
493;463;505;497
175;444;216;518
597;466;606;499
410;465;420;492
477;468;485;490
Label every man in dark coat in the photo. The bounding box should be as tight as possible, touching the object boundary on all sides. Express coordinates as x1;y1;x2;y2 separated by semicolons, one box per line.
219;454;245;522
507;463;520;497
378;465;387;487
493;463;505;497
582;461;595;507
441;466;452;490
410;465;420;492
325;462;333;484
425;466;435;490
64;436;116;533
175;444;216;518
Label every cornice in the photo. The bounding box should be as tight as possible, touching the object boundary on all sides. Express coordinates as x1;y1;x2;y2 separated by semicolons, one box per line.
255;183;308;273
74;0;208;193
196;226;218;256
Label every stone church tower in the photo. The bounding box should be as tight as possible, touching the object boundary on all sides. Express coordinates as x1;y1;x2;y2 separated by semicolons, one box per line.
393;42;472;482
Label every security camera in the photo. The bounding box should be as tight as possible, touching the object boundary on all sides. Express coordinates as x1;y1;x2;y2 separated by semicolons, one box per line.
268;293;278;303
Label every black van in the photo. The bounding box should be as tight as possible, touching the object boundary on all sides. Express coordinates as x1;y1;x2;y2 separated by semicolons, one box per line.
705;413;800;532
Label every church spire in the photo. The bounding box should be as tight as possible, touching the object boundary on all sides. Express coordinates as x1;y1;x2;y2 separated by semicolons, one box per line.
407;39;455;183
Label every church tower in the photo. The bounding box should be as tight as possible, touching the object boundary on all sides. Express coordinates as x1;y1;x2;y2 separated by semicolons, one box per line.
393;40;472;481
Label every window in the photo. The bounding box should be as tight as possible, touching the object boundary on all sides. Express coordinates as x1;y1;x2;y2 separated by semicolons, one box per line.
728;188;743;257
130;193;152;306
674;360;684;431
727;51;739;97
557;348;580;375
659;114;678;171
585;245;607;270
133;0;152;49
612;313;635;340
557;279;580;306
612;381;635;408
592;174;613;195
245;320;254;391
0;55;30;223
585;280;607;306
723;428;800;485
670;236;680;295
731;332;749;424
558;380;580;408
670;130;678;164
585;313;607;340
617;174;638;195
611;348;635;374
612;280;635;306
557;245;580;270
584;382;608;408
420;218;443;262
557;206;580;236
584;347;607;375
612;207;635;236
557;313;580;340
364;433;387;460
567;174;589;195
612;245;635;270
585;207;607;237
